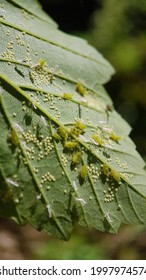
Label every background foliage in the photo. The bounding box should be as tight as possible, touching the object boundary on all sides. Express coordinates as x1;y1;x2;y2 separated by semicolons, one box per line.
0;0;146;259
89;0;146;164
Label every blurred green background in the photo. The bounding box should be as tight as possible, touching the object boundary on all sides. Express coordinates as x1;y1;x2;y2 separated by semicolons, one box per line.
0;0;146;260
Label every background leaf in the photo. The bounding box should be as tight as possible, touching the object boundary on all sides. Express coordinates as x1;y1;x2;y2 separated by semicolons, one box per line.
0;0;146;240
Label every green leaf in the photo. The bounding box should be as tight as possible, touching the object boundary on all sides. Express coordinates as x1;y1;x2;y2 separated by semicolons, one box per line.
0;0;146;240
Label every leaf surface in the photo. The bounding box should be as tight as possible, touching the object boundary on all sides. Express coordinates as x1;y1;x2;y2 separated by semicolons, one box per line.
0;0;146;240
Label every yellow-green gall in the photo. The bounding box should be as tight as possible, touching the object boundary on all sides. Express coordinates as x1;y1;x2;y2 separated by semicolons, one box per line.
110;169;121;183
92;134;104;146
57;126;68;139
110;132;121;143
72;151;82;164
63;93;73;100
70;120;86;136
64;141;78;149
76;82;86;96
11;128;19;146
102;163;109;176
80;164;88;180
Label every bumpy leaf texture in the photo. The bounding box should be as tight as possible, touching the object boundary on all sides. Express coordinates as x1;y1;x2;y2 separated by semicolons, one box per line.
0;0;146;240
